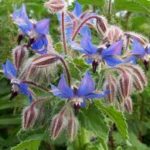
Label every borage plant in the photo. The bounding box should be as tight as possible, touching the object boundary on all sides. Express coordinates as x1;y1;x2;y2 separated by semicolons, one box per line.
2;0;150;149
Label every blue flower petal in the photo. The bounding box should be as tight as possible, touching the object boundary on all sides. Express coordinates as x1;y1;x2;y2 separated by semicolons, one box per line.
84;91;107;99
35;19;50;35
51;74;73;99
31;36;48;54
124;55;137;64
73;2;82;17
132;39;145;57
80;36;97;54
78;72;95;96
79;26;91;38
102;40;123;56
19;83;32;101
12;4;33;34
104;56;122;67
2;60;17;79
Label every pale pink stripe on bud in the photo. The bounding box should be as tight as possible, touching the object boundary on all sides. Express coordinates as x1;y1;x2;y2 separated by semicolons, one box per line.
22;105;38;130
118;71;133;99
103;75;117;103
12;45;28;70
44;0;65;13
67;116;79;142
124;97;133;114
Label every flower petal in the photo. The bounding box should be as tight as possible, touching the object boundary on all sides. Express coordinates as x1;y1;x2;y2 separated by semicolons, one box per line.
35;19;50;35
102;40;123;56
80;36;97;54
132;39;145;57
104;56;122;67
31;36;48;54
73;2;82;17
78;72;95;96
2;60;17;79
51;74;73;99
12;4;33;34
85;91;108;99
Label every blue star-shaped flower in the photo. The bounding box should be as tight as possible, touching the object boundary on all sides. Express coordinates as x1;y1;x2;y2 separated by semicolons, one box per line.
51;72;108;107
12;4;50;54
2;60;32;101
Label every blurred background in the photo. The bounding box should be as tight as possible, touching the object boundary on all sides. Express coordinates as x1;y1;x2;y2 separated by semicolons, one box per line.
0;0;150;149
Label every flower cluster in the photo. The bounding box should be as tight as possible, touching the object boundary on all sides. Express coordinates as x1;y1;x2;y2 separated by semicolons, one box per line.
1;0;149;141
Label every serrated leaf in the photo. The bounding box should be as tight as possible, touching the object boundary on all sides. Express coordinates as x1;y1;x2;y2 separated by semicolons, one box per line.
78;105;109;150
96;101;128;139
11;139;41;150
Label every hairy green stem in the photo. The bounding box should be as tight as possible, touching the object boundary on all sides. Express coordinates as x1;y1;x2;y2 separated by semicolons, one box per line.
22;80;51;93
59;57;71;86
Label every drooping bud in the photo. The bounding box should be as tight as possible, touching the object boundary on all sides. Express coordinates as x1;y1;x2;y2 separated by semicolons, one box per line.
104;25;123;44
103;75;117;103
26;54;60;79
12;45;28;70
44;0;66;13
67;116;79;142
96;16;108;35
124;32;148;45
50;106;68;140
124;97;133;114
125;64;147;87
118;71;133;100
22;105;38;130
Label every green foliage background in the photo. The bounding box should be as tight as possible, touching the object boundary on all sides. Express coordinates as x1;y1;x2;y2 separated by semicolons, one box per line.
0;0;150;149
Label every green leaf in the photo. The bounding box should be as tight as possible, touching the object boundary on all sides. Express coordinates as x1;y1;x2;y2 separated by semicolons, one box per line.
78;105;109;150
78;0;105;7
11;139;41;150
96;101;128;139
0;117;21;125
114;0;150;14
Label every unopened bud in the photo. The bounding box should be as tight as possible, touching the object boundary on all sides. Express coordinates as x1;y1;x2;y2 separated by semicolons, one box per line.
124;32;148;45
96;16;108;35
124;97;133;114
67;116;79;141
22;105;38;129
118;71;132;99
51;113;67;140
104;26;123;44
44;0;65;13
12;45;28;70
103;75;117;103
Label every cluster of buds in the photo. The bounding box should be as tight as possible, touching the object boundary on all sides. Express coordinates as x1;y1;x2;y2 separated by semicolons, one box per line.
103;64;147;113
50;104;78;141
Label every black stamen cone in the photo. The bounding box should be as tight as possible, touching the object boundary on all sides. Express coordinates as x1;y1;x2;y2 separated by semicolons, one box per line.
92;60;99;73
143;60;149;71
10;91;18;100
27;38;35;48
17;34;24;45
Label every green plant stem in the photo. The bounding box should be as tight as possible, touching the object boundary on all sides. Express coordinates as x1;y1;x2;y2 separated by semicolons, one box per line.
59;57;71;86
108;0;112;21
22;80;51;93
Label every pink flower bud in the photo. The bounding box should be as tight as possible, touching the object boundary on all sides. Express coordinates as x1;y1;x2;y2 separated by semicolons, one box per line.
22;105;38;130
103;75;117;103
67;116;78;141
44;0;65;13
124;97;133;114
124;32;148;45
12;45;28;70
96;16;108;35
118;71;133;100
51;113;66;140
104;26;123;44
